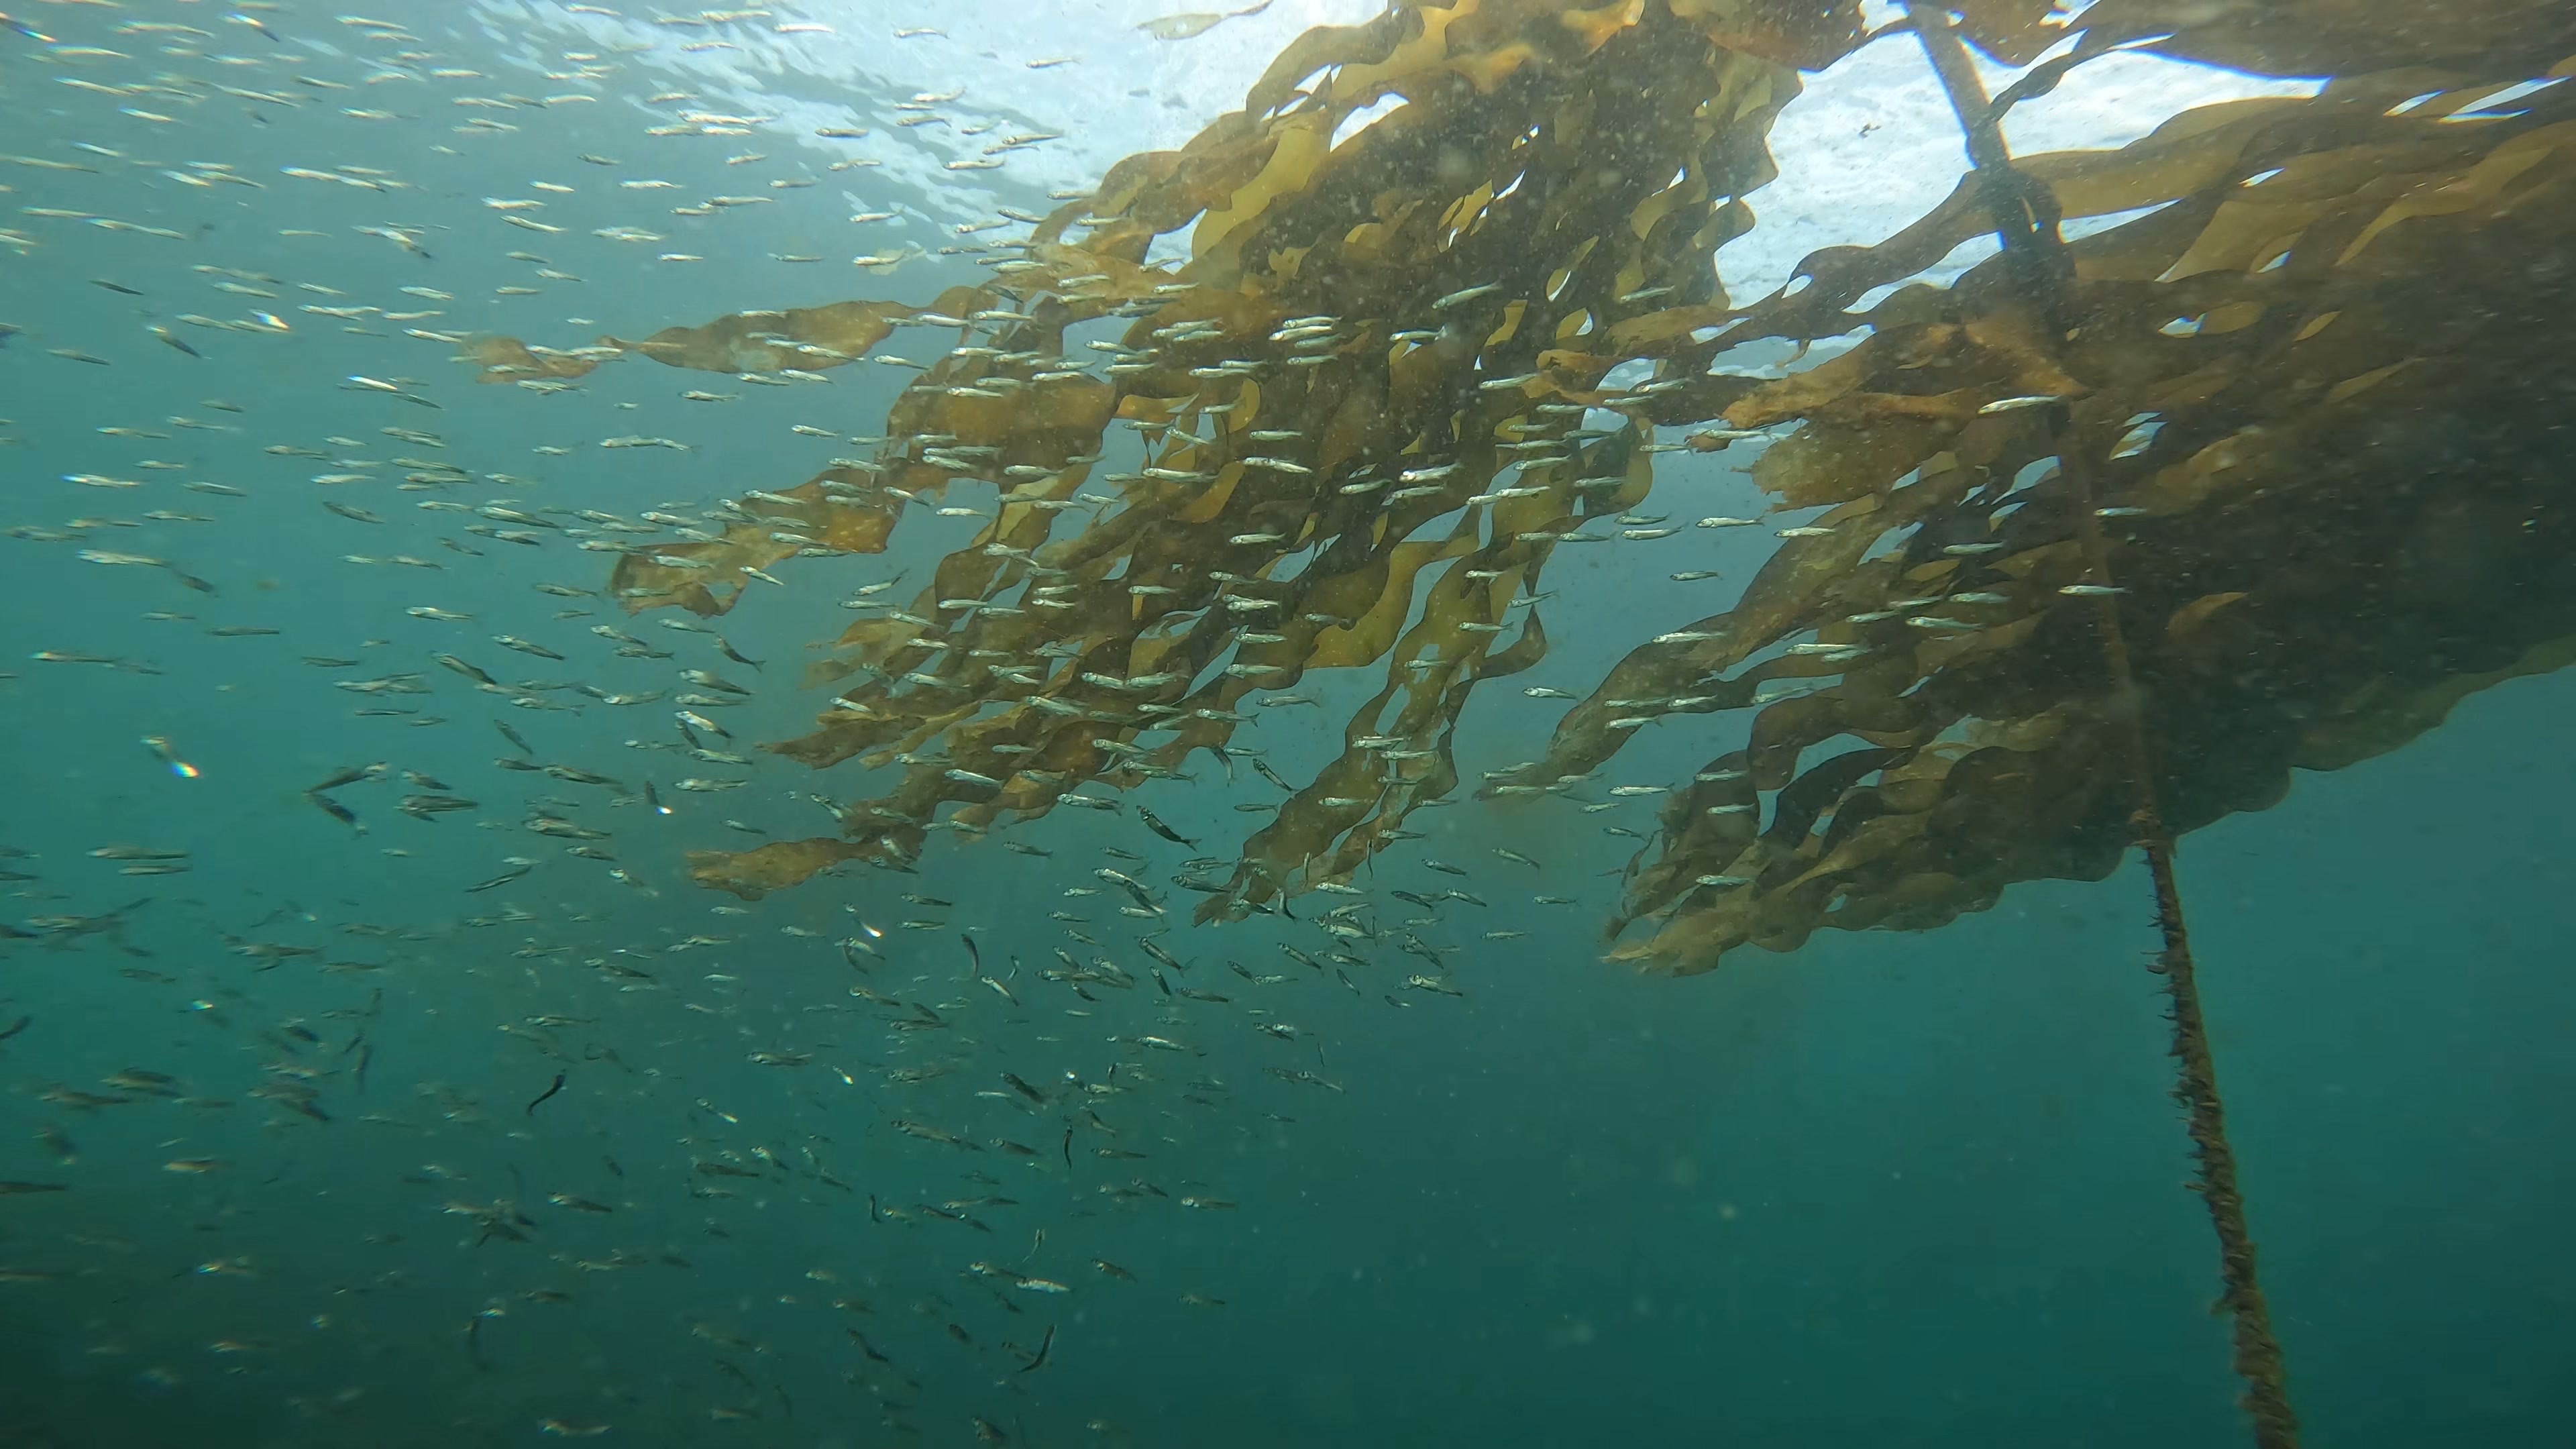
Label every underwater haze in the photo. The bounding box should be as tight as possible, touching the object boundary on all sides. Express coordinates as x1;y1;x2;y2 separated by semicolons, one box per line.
3;2;2572;1447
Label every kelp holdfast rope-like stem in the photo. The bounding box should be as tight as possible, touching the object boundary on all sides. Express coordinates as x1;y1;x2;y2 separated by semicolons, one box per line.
1900;6;2302;1444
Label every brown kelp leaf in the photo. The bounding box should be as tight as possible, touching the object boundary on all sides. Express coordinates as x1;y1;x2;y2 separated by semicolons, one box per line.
2070;0;2576;80
1666;0;1865;70
606;296;938;375
468;286;985;384
1310;533;1479;669
1494;50;2576;973
1139;11;1232;42
464;335;611;385
608;474;900;616
686;839;880;900
554;0;2573;989
2294;634;2576;771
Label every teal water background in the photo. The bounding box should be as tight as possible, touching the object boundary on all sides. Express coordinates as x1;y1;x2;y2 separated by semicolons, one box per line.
2;5;2571;1446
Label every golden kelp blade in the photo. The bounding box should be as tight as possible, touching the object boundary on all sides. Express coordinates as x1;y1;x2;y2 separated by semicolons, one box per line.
462;335;610;384
687;836;913;900
606;472;903;617
468;290;986;385
514;0;2573;980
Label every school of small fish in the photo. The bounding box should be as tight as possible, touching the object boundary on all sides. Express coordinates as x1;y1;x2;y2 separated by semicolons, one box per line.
0;4;1664;1442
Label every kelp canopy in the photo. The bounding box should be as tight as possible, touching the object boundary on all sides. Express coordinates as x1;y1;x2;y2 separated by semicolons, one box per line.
469;0;2576;974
